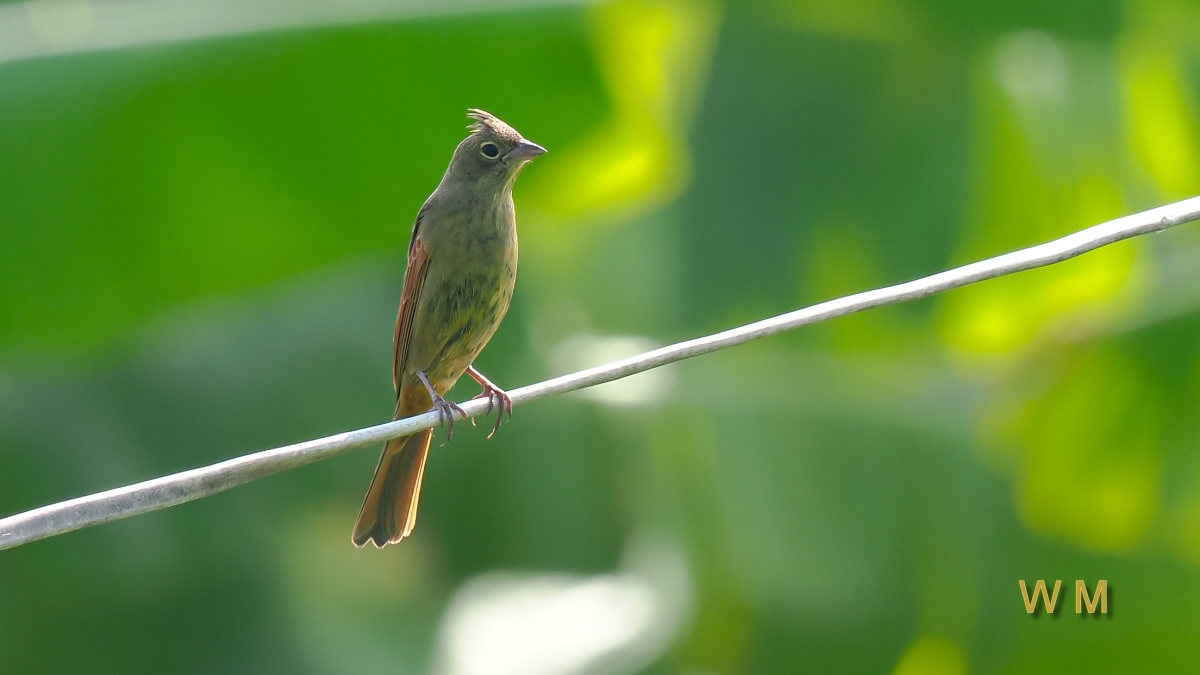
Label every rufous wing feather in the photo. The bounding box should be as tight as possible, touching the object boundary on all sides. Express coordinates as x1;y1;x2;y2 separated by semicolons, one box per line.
393;234;431;392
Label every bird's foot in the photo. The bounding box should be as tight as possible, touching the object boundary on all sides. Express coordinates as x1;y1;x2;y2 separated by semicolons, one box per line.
471;384;513;439
432;393;468;440
417;371;467;440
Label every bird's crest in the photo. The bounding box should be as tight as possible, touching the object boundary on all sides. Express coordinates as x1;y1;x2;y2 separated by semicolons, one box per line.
467;109;522;143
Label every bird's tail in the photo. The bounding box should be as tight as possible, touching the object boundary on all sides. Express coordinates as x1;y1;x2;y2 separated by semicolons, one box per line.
352;429;434;548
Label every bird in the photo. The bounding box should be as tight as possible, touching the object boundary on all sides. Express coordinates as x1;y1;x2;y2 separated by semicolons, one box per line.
352;110;545;548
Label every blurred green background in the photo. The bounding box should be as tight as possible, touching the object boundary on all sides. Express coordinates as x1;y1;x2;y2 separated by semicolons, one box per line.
2;0;1200;672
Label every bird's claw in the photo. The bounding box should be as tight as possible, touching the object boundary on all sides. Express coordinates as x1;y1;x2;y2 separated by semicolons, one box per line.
432;394;468;440
472;385;513;439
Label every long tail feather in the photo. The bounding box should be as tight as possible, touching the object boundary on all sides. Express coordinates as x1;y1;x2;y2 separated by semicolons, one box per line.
352;430;434;548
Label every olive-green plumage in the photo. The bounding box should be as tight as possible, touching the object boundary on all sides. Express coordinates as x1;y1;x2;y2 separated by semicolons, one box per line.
353;110;545;548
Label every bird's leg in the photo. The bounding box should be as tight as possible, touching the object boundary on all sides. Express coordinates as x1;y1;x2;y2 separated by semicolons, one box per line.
417;371;467;440
466;365;513;439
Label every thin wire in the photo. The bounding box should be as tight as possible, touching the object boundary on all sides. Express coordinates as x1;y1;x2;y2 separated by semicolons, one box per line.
2;196;1199;551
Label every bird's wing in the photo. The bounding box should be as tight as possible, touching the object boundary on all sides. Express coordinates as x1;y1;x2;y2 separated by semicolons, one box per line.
393;230;432;394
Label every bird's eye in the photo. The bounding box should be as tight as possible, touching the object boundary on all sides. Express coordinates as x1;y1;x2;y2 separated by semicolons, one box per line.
480;142;501;159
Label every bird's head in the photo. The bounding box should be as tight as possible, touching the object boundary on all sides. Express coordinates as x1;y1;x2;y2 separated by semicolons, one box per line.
445;109;546;190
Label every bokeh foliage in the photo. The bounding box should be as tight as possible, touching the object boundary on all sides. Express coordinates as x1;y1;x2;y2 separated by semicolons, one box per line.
2;0;1200;673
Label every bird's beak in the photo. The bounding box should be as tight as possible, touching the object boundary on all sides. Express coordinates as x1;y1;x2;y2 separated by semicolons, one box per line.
505;139;547;163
